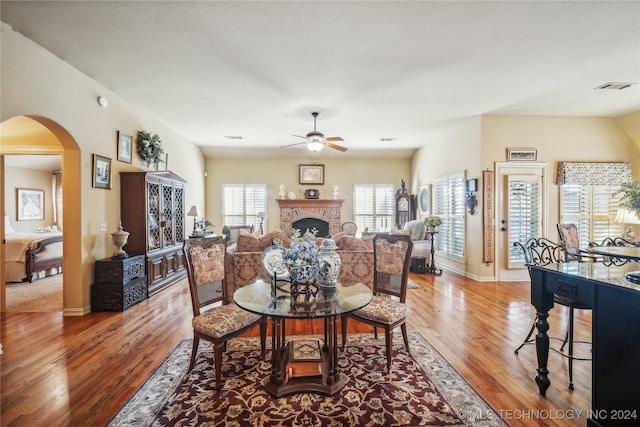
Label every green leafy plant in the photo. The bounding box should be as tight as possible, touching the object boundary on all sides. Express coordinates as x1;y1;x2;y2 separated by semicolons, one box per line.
136;130;164;167
617;181;640;213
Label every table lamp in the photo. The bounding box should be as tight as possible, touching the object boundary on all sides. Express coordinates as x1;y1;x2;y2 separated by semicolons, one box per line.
257;211;266;235
187;205;201;236
614;208;640;241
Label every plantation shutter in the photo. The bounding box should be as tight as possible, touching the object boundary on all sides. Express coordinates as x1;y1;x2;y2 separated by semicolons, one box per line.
433;172;465;259
222;184;266;227
508;174;541;268
353;184;394;232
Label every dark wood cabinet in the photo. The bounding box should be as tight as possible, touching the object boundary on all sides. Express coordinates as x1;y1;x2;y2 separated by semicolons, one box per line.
91;255;147;311
120;171;187;296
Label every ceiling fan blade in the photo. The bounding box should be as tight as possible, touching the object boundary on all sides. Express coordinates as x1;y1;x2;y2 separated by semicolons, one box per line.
280;141;307;149
292;134;310;140
325;141;348;152
325;136;344;142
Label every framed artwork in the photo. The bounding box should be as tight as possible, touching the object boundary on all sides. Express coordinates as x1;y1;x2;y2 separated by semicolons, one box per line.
418;185;431;216
117;131;133;163
17;188;44;221
156;152;168;171
507;148;537;162
299;164;324;185
92;154;112;189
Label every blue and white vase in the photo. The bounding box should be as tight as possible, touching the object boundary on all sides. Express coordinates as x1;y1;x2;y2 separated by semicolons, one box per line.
289;262;319;283
318;239;342;287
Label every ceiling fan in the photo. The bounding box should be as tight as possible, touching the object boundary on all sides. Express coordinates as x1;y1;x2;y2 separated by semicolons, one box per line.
280;112;348;152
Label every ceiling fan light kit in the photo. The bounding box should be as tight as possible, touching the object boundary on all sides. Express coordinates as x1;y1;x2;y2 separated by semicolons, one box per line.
280;112;348;153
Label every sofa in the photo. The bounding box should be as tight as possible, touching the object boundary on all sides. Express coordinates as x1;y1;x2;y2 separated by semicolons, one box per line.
225;230;374;295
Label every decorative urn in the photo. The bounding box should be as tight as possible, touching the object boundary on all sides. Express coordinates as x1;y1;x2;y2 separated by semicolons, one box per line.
318;239;342;288
111;221;130;259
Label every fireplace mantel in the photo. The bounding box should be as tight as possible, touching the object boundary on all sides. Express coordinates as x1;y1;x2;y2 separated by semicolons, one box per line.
277;199;345;235
276;199;344;208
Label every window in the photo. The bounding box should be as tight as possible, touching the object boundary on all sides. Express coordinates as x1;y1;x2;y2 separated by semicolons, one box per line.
222;184;267;228
560;184;622;247
353;184;395;232
432;172;465;260
508;174;542;267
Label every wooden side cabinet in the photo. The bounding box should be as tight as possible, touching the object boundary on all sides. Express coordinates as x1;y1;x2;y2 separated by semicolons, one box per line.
91;255;147;311
120;171;187;296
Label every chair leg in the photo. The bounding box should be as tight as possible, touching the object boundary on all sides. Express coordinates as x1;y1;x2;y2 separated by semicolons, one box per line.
214;343;224;390
373;326;378;340
188;336;200;371
340;314;348;351
567;307;575;390
384;329;393;374
401;323;410;354
560;309;571;353
514;321;536;354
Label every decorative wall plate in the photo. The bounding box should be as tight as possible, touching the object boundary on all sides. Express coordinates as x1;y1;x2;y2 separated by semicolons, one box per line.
288;191;297;200
261;245;290;280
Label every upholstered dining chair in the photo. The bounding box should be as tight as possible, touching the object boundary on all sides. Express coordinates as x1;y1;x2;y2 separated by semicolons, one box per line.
556;223;600;262
341;221;358;236
341;233;413;373
183;236;266;389
513;237;591;389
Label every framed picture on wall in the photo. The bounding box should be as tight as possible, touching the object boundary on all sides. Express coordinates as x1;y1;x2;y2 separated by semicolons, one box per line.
418;185;431;216
507;148;537;162
17;188;44;221
299;164;324;185
117;131;133;163
92;154;112;189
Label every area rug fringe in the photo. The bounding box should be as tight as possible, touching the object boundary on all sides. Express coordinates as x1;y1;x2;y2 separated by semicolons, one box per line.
109;332;506;427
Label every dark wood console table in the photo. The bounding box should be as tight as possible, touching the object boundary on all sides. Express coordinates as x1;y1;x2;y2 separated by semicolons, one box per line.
91;255;147;311
529;262;640;426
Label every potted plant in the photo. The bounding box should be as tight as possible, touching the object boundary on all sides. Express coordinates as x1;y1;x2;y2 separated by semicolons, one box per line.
196;219;215;235
424;215;443;231
618;181;640;214
136;130;165;168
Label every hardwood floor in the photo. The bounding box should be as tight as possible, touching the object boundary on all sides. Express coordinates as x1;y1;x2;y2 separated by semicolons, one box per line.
0;271;592;426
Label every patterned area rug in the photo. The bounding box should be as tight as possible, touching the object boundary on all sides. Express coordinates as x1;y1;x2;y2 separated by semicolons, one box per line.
109;333;506;427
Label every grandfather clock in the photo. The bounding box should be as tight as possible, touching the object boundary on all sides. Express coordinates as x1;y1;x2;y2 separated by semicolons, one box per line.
395;179;414;230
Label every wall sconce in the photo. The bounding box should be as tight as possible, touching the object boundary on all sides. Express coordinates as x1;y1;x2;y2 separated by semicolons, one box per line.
465;179;478;215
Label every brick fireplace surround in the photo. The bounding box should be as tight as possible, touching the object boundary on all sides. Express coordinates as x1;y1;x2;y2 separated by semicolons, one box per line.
277;199;344;236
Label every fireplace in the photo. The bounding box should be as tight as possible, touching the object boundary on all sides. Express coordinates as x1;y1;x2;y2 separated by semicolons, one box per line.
277;199;344;237
292;218;330;238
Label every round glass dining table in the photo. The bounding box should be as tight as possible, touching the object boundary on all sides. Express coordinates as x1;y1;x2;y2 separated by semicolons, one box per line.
588;245;640;283
233;280;373;397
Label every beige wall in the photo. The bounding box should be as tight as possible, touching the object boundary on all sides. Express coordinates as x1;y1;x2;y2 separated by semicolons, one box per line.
1;23;206;314
205;157;412;233
5;165;58;233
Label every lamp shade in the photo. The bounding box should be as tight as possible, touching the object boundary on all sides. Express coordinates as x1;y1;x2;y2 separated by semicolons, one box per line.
307;141;324;152
257;211;266;219
186;205;200;217
615;208;640;225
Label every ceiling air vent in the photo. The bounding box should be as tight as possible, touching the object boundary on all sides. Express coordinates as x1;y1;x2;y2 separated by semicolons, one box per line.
595;82;634;90
224;136;243;140
380;137;397;142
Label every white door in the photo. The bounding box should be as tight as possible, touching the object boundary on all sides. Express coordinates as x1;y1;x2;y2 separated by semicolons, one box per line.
495;162;547;281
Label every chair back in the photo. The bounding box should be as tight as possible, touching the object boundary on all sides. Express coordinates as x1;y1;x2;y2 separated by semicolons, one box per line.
513;237;565;270
341;222;357;236
372;234;413;303
183;236;228;316
589;237;635;247
556;223;583;261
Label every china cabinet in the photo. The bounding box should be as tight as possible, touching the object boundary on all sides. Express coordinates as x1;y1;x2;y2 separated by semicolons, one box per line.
120;171;187;295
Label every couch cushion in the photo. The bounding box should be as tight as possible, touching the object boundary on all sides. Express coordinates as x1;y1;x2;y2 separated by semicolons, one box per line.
237;230;290;252
334;233;374;251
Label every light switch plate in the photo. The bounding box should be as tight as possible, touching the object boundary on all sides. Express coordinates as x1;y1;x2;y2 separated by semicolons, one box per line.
100;222;107;232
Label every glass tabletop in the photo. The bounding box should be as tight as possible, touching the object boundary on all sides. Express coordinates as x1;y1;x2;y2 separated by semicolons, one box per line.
233;280;373;319
588;245;640;261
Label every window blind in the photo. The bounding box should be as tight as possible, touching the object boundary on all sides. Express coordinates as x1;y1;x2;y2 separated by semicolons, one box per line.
433;172;464;259
353;184;395;232
222;184;266;227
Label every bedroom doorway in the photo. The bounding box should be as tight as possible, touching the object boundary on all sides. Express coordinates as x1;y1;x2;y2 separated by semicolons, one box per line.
1;115;81;314
4;154;63;311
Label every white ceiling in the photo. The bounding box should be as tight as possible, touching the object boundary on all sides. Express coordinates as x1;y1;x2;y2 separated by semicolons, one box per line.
1;1;639;159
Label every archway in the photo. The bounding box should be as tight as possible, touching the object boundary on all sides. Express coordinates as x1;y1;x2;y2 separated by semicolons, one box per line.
1;115;82;314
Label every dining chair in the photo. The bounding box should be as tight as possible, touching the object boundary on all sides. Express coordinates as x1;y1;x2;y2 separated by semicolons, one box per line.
341;233;413;373
222;225;255;244
341;221;358;236
183;236;266;389
556;223;600;262
513;237;591;389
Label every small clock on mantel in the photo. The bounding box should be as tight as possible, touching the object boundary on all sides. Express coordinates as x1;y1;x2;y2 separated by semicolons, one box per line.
304;189;320;199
